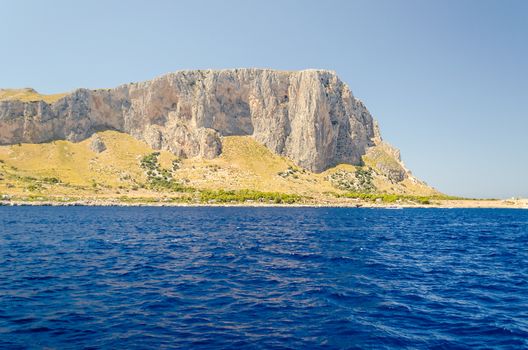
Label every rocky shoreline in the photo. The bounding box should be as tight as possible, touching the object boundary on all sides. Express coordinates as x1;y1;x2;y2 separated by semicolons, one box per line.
1;199;526;209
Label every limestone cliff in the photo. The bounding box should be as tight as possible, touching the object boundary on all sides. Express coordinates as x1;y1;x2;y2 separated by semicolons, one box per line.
0;69;382;172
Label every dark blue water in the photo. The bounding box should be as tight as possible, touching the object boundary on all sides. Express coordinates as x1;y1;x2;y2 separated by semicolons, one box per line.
0;207;527;349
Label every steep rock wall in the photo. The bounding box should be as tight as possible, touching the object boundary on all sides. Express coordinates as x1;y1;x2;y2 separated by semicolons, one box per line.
0;69;377;172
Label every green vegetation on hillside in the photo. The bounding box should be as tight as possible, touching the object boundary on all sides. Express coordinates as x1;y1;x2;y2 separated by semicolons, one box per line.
327;168;376;192
338;192;465;204
200;189;302;204
139;152;189;192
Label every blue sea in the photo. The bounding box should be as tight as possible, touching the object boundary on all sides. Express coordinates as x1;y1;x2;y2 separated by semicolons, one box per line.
0;207;527;349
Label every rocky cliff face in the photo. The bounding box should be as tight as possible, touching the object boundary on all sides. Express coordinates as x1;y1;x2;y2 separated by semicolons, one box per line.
0;69;379;172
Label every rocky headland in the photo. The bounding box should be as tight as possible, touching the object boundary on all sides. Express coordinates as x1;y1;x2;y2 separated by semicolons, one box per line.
0;69;404;173
0;69;453;206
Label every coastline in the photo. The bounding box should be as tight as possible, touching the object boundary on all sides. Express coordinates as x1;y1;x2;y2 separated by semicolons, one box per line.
1;199;526;209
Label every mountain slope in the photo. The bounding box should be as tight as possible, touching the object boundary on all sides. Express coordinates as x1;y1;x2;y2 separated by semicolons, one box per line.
0;131;440;204
0;88;67;104
0;69;442;204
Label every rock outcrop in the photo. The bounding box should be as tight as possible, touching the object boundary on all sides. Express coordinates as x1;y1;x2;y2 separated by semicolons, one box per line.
0;69;381;172
362;120;409;183
90;135;107;153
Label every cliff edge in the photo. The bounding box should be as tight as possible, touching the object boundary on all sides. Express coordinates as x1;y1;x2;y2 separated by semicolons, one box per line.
0;69;381;173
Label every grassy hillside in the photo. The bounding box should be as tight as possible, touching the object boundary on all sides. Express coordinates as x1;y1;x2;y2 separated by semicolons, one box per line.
0;88;67;103
0;131;444;204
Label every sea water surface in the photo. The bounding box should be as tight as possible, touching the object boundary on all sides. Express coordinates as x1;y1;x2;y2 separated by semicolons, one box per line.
0;207;527;349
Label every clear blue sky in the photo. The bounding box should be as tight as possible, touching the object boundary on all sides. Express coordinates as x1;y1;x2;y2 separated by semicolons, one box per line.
2;0;527;198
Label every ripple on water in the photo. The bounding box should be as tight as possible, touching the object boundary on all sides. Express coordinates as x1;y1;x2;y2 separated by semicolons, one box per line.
0;207;527;349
